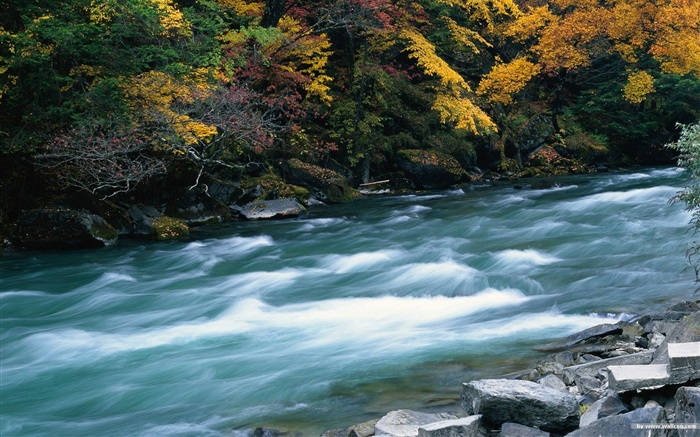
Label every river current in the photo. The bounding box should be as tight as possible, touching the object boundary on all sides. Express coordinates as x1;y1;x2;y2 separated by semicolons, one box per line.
0;167;696;436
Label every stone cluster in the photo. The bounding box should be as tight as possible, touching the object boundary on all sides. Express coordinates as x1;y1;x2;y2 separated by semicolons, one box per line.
317;301;700;437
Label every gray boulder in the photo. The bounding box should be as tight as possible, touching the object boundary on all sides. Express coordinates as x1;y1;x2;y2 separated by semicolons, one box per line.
499;422;550;437
579;394;629;427
237;198;307;220
675;387;700;437
417;416;487;437
565;406;668;437
538;323;623;352
375;410;457;437
460;379;578;432
562;349;654;385
282;159;357;203
537;374;567;392
14;208;117;249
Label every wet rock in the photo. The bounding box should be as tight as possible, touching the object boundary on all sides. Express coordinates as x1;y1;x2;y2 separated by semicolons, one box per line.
461;379;578;432
127;204;161;236
14;208;117;249
237;198;307;220
565;406;668;437
538;324;623;352
417;415;487;437
498;422;550;437
171;185;230;225
374;410;457;437
348;419;378;437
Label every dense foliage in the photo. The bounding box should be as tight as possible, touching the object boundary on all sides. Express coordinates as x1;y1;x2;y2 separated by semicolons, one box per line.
1;0;699;224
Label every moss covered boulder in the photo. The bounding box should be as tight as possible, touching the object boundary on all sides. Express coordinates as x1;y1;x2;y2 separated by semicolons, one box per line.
13;208;118;249
396;150;469;189
282;159;357;203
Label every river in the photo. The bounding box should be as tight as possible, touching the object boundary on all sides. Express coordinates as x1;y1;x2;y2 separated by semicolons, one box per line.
0;167;695;436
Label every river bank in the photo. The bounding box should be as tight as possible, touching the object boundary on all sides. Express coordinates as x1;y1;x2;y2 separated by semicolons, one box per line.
314;300;700;437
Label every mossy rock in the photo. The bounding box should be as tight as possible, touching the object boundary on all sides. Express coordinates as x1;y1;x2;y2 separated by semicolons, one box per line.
396;149;469;189
152;216;190;241
242;172;311;203
282;159;358;203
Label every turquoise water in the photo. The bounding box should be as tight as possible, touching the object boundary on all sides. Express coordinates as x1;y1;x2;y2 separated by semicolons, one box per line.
0;167;695;436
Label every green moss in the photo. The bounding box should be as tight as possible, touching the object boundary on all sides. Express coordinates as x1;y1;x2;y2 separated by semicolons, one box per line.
152;216;190;241
242;172;311;203
90;223;118;242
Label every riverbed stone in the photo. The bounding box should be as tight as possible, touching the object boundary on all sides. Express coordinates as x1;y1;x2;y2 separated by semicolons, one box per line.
498;422;550;437
579;394;629;427
461;379;578;432
417;415;487;437
374;410;457;437
565;406;668;437
675;387;700;437
348;419;378;437
538;323;623;352
668;342;700;383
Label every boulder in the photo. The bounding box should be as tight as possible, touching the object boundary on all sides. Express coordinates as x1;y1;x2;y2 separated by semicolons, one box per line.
374;410;457;437
171;185;230;225
675;387;700;437
564;406;668;437
460;379;579;432
537;323;623;352
236;198;307;220
499;422;550;437
13;208;117;249
396;150;469;189
606;364;669;392
127;204;161;236
562;349;654;385
417;416;487;437
281;159;357;203
579;394;629;427
537;374;567;392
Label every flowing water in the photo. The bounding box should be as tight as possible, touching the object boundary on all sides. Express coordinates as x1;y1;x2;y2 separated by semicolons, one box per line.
0;167;696;436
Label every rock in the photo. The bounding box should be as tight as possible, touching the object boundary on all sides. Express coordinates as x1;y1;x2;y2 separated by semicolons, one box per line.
460;379;578;432
127;204;161;236
396;150;469;189
374;410;457;437
574;374;601;393
562;349;654;385
606;363;669;392
538;374;567;392
667;342;700;383
537;324;623;352
579;394;629;427
252;427;286;437
171;185;230;225
321;429;349;437
499;422;550;437
14;208;118;249
675;387;700;437
564;406;668;437
417;416;487;437
282;159;357;203
348;419;378;437
238;199;307;220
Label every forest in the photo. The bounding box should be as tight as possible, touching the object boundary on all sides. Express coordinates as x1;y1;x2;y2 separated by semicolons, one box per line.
1;0;700;239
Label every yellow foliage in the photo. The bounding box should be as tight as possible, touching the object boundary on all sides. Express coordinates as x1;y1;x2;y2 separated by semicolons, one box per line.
437;0;521;30
89;0;118;24
505;6;557;42
442;16;491;55
150;0;192;38
124;70;218;147
401;29;495;133
623;70;655;103
477;58;540;105
215;0;264;17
